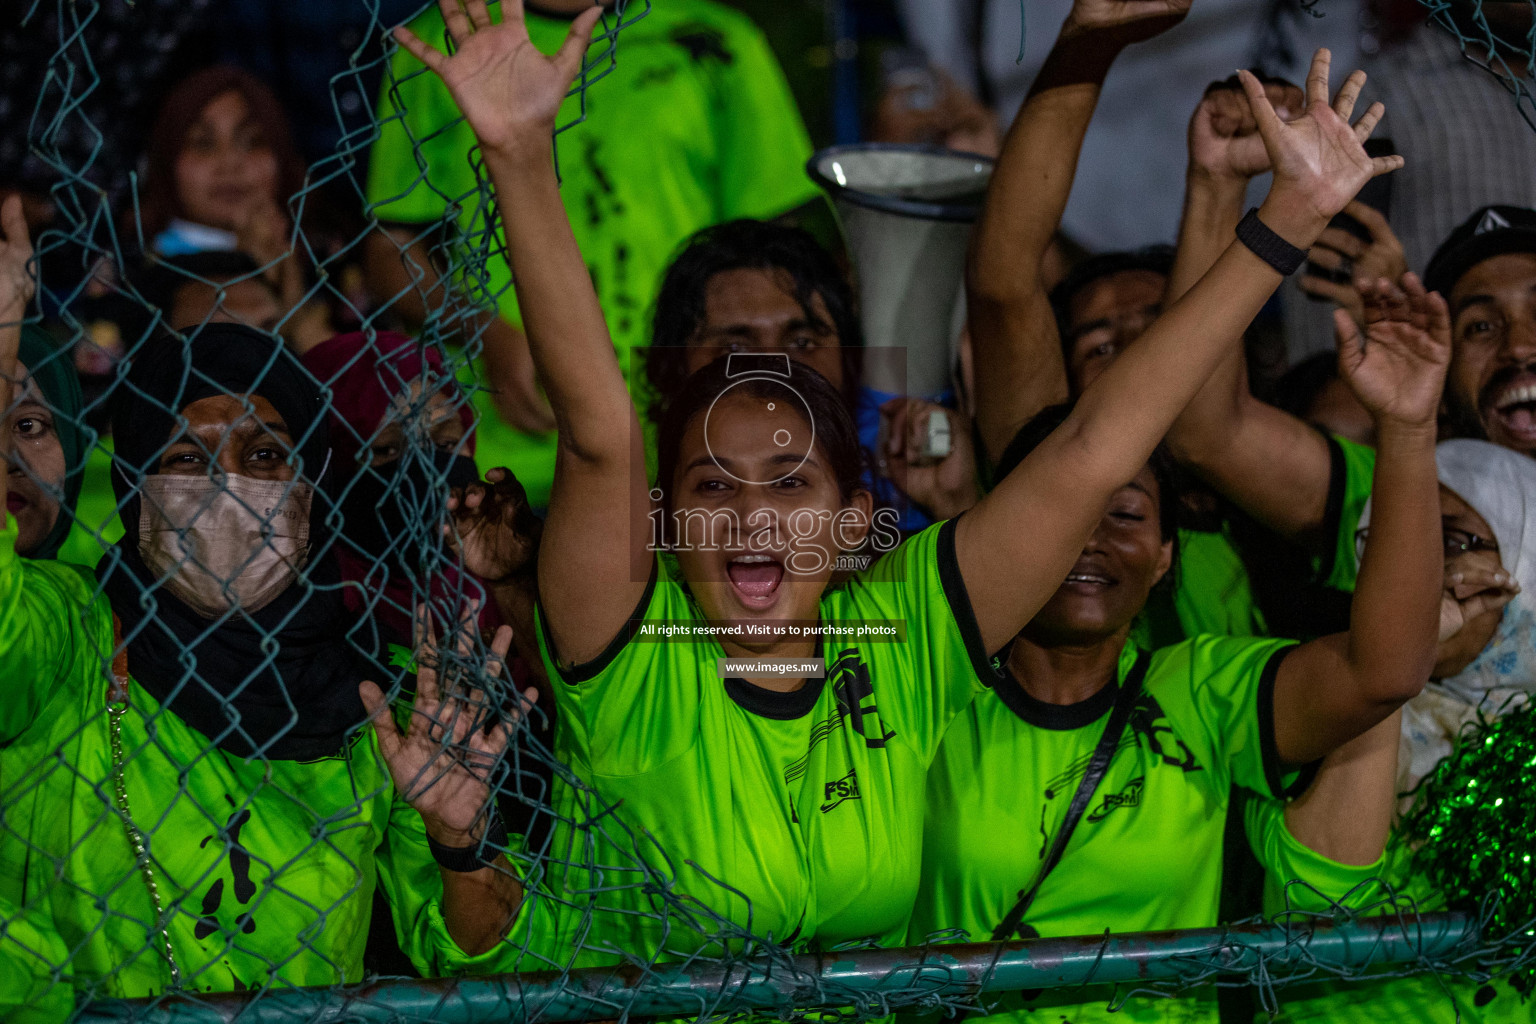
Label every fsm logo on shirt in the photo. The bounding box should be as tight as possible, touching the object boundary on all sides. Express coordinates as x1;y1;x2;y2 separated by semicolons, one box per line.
783;650;899;788
1036;693;1206;855
1086;775;1145;823
829;650;897;748
820;769;861;813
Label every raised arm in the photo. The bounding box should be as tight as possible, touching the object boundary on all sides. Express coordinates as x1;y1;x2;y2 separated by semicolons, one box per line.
956;50;1403;654
1272;275;1449;765
396;0;648;666
1164;74;1382;546
968;0;1190;463
1281;710;1400;866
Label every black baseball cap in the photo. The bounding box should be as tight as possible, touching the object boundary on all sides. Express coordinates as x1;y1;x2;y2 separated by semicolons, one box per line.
1424;205;1536;298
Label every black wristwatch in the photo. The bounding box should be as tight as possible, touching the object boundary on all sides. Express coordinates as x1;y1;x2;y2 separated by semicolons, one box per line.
1236;207;1309;276
428;811;510;873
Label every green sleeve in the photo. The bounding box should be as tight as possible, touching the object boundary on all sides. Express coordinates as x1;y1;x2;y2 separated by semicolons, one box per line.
375;788;450;976
1319;435;1376;594
536;566;703;777
1166;635;1300;799
0;516;112;745
0;893;72;1024
1244;797;1388;919
846;519;989;760
1172;527;1265;640
57;439;122;569
704;12;819;221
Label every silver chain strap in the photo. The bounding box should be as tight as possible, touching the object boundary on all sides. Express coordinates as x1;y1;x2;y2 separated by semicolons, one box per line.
107;698;181;988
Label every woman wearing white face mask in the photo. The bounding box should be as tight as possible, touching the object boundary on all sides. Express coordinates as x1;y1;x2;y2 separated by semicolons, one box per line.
0;223;535;1006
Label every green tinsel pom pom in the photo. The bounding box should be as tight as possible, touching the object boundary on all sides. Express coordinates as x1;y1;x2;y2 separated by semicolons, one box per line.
1400;702;1536;991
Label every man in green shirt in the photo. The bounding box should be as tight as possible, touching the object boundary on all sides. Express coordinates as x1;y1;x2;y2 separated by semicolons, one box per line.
364;0;820;507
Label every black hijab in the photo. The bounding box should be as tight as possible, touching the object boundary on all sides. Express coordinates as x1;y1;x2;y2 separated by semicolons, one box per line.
97;324;370;761
17;326;87;559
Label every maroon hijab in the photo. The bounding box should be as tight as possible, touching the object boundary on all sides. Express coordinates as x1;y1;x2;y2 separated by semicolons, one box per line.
302;331;493;641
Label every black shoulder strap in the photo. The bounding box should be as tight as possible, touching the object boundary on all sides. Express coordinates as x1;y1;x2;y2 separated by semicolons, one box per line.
991;650;1150;941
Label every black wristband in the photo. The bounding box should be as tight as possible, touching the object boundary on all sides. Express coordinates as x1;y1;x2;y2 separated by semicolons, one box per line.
1236;207;1309;276
427;811;509;873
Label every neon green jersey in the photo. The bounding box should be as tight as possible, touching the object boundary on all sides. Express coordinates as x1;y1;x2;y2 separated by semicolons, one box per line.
1245;800;1532;1023
0;518;495;1012
1243;793;1386;920
1170;526;1267;638
0;894;72;1024
522;520;988;970
366;0;818;507
909;635;1299;1023
1139;435;1377;648
57;435;122;569
1320;435;1375;595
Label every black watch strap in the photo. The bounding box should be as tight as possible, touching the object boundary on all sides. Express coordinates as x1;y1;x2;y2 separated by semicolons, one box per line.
428;810;509;873
1236;207;1309;276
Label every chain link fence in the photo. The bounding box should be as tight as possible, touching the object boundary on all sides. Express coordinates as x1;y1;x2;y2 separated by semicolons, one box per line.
0;0;1532;1021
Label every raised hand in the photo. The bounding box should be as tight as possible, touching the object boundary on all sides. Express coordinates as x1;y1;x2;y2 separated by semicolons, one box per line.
1439;564;1519;644
394;0;603;155
1189;76;1303;183
360;608;534;846
1336;273;1451;430
449;466;542;583
1240;50;1401;237
879;398;980;522
1061;0;1192;44
234;197;290;268
0;195;35;322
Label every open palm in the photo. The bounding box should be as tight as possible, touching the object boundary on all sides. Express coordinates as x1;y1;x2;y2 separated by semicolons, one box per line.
1337;273;1451;429
360;610;532;844
395;0;603;153
1238;50;1400;226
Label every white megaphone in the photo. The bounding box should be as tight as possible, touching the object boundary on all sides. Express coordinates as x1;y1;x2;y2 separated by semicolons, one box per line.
808;144;994;400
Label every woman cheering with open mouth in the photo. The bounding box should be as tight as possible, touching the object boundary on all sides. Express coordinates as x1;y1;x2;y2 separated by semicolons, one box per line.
391;0;1429;972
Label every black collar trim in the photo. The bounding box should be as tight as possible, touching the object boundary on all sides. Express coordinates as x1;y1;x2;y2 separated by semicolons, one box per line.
725;675;826;720
991;665;1121;731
